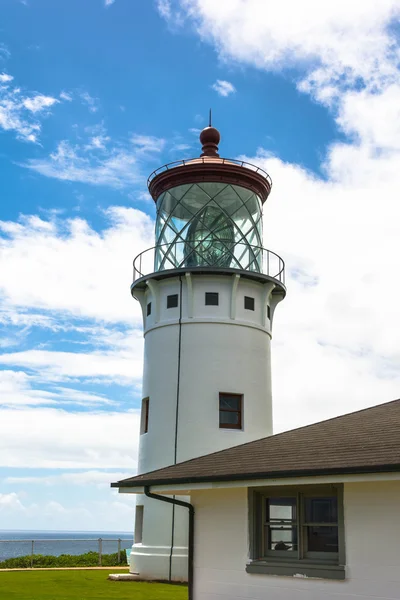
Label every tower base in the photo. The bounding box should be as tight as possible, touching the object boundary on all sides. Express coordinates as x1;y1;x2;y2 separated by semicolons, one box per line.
129;543;188;582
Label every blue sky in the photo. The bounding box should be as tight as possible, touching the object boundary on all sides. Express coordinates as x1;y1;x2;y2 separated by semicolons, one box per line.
0;0;400;531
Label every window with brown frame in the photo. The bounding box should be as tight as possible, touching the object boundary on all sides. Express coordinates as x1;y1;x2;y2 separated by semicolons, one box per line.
140;397;149;434
219;393;243;429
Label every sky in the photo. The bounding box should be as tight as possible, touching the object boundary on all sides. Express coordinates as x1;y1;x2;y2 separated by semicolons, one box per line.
0;0;399;531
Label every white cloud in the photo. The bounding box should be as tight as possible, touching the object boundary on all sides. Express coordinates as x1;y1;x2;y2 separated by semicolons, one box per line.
0;71;59;142
172;143;191;152
136;190;152;202
0;408;140;468
24;140;143;186
337;85;400;150
0;207;153;403
0;73;13;83
157;0;172;19
23;127;165;187
211;79;236;97
0;486;135;530
0;207;153;324
0;492;25;511
80;91;100;113
105;0;115;5
0;347;142;384
22;94;59;113
59;91;73;102
157;0;185;28
4;470;133;488
85;134;110;150
0;43;10;59
240;148;400;432
131;134;166;153
161;1;400;103
0;369;118;408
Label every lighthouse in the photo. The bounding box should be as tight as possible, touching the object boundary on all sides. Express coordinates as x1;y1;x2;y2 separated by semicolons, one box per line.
129;124;286;581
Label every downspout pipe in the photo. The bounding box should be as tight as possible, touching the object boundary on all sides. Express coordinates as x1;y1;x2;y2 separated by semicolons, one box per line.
144;486;194;600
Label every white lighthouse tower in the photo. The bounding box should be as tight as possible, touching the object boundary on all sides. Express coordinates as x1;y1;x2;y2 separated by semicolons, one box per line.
129;124;286;581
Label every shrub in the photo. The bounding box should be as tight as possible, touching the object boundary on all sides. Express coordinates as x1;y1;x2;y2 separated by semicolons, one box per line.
0;550;127;569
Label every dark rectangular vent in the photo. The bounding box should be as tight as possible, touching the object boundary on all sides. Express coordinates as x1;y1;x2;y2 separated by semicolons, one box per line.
244;296;255;311
205;292;219;306
267;305;271;320
147;302;152;316
167;294;179;309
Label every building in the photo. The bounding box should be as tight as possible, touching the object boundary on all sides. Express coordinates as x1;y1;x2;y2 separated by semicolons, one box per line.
123;123;286;580
113;398;400;600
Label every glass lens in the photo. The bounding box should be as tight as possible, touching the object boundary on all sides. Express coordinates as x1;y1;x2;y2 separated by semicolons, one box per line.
154;183;263;272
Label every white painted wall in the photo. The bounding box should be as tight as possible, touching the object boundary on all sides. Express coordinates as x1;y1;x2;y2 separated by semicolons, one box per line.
129;272;283;580
191;480;400;600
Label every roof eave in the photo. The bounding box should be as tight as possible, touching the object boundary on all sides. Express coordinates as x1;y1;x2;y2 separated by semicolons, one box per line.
111;463;400;489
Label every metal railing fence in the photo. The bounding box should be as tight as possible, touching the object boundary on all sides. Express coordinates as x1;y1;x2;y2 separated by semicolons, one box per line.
0;538;132;568
147;157;273;188
133;242;285;285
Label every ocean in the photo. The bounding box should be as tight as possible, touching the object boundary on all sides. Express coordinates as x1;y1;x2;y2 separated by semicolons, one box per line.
0;530;133;561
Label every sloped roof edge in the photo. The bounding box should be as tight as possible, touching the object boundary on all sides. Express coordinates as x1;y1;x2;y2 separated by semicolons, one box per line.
112;398;400;489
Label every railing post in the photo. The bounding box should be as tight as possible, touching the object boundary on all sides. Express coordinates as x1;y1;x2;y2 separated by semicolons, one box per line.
117;538;121;564
98;538;102;566
31;540;34;568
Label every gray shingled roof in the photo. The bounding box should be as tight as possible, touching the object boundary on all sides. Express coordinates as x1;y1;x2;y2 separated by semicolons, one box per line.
112;399;400;488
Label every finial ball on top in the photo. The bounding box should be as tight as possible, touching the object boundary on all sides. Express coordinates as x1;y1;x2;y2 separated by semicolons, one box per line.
199;126;221;157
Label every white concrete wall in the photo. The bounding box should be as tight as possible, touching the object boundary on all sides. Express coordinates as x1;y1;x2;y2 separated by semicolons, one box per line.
130;272;283;580
139;273;277;475
191;481;400;600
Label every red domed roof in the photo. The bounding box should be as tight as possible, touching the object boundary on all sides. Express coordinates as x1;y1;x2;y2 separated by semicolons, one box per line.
147;124;272;203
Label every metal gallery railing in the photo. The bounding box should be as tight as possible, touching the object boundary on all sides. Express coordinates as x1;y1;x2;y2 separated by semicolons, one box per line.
0;537;132;568
132;242;285;285
147;157;272;188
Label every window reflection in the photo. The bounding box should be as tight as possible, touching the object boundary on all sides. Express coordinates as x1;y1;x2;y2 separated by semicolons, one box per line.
265;498;297;552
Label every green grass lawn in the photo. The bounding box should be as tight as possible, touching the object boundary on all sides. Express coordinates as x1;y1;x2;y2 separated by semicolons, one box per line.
0;570;188;600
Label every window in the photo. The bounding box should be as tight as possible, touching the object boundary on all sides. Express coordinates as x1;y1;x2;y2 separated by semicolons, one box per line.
134;505;144;544
248;485;345;580
244;296;255;311
140;397;149;434
219;393;242;429
267;305;271;320
146;302;152;316
205;292;219;306
167;294;179;309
